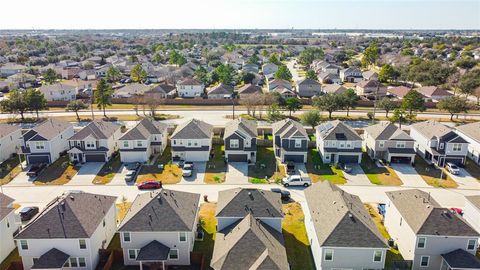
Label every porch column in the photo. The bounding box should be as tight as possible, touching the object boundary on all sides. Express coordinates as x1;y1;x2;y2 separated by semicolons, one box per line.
162;261;165;270
139;261;143;270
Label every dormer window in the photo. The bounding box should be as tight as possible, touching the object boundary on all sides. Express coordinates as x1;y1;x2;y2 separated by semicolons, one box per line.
396;141;406;148
439;143;444;149
86;141;95;148
294;139;302;148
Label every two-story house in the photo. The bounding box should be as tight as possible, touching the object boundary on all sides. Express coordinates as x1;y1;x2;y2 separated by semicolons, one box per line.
15;192;117;270
67;121;122;163
339;67;363;83
456;122;480;165
176;78;204;98
416;86;453;101
0;193;19;265
0;63;27;77
410;120;469;166
224;118;257;163
384;189;479;270
38;83;77;102
305;181;389;270
464;195;480;234
355;80;387;98
207;83;234;99
119;118;168;163
0;123;22;163
296;78;321;98
316;120;362;164
171;119;213;162
262;63;278;80
21;119;74;165
118;189;200;269
267;79;292;92
211;188;288;270
364;122;416;164
272;119;308;163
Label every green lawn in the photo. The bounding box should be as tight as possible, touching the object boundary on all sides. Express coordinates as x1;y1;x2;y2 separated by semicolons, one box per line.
248;147;285;183
308;134;316;141
34;156;80;185
193;203;217;267
0;155;23;185
257;134;273;140
137;147;182;184
360;153;403;186
413;156;458;188
93;153;122;184
204;145;226;184
306;149;346;184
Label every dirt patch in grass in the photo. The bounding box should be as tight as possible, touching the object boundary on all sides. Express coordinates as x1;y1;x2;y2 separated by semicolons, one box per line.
34;156;80;185
0;248;21;270
93;154;122;184
282;202;315;270
414;156;458;188
137;148;182;184
116;201;132;224
248;147;285;183
193;203;217;267
204;145;226;184
465;159;480;180
0;155;23;185
306;149;346;184
360;153;403;186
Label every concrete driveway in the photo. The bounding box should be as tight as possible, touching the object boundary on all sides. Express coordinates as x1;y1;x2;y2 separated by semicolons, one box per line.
108;165;135;186
391;164;429;187
6;168;35;186
225;162;249;184
296;163;309;177
180;162;206;184
65;162;104;186
447;168;480;189
344;165;372;186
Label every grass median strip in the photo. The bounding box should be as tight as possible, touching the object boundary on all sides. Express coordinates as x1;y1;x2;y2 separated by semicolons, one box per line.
93;154;122;184
248;146;285;183
414;156;458;188
360;153;403;186
34;156;79;185
204;145;227;184
306;149;346;184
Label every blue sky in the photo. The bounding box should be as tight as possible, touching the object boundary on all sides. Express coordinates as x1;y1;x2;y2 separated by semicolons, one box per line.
0;0;479;29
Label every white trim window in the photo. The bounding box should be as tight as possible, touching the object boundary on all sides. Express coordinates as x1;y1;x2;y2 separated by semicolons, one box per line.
379;141;385;148
339;142;345;148
396;141;406;148
35;142;45;150
136;140;143;147
230;139;239;149
79;239;86;249
86;141;95;149
452;143;462;152
294;139;302;148
128;249;139;260
417;237;426;249
420;256;429;267
440;143;445;149
179;232;187;242
123;232;131;242
20;240;28;250
346;141;352;148
324;249;333;261
123;141;129;148
467;239;477;251
169;249;179;260
373;250;382;262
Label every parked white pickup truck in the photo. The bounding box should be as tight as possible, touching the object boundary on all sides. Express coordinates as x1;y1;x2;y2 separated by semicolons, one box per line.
282;175;311;187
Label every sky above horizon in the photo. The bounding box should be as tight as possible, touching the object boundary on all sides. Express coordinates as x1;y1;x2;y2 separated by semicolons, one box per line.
1;0;479;30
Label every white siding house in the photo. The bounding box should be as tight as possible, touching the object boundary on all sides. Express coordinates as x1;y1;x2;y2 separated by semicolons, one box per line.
464;196;480;234
176;78;204;98
456;122;480;165
0;194;19;265
0;124;22;163
171;119;213;162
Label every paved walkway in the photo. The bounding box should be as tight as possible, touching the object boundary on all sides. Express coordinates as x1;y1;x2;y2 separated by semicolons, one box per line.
448;168;480;189
344;165;372;186
65;162;104;186
391;164;429;187
225;162;250;184
179;162;206;184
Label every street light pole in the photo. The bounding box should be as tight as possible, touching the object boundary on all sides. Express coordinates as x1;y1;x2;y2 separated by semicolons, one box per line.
372;82;379;124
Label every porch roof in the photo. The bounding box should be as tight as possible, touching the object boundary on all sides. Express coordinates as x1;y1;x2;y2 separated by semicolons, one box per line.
136;240;170;262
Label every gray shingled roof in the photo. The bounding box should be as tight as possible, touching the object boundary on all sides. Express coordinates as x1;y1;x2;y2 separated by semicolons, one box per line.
171;119;213;140
466;195;480;210
411;120;454;139
15;192;116;239
31;248;70;269
297;78;320;86
387;189;479;236
272;119;307;139
26;119;72;141
0;123;20;139
177;78;202;86
216;188;283;218
211;214;289;270
208;83;234;95
69;120;120;140
238;84;262;95
120;118;168;141
316;120;362;141
119;189;200;232
441;249;480;269
305;181;388;248
39;83;76;93
224;118;257;139
0;193;15;221
457;122;480;143
364;122;413;141
136;241;170;261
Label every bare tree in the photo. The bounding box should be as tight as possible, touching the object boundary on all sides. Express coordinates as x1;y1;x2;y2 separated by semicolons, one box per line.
239;93;261;117
129;94;143;116
146;96;166;117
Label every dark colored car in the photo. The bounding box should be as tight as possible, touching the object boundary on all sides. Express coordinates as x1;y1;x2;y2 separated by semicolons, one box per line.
286;161;296;175
137;180;161;190
270;188;291;201
126;162;141;171
184;161;194;168
26;163;47;177
20;206;39;221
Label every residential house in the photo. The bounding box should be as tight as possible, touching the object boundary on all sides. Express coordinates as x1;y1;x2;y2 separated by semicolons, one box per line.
296;78;321;97
323;84;347;94
38;83;77;102
262;63;278;79
386;86;425;100
144;84;175;99
410;120;469;166
274;86;296;99
267;78;292;92
364;122;416;164
176;78;204;98
456;122;480;165
316;120;362;164
272;119;308;163
15;192;117;270
207;83;234;99
339;67;363;83
305;181;389;270
113;83;151;98
0;63;27;77
224;118;257;162
320;63;340;74
416;86;452;101
118;189;200;268
6;73;36;88
242;63;259;73
362;70;379;81
384;189;479;270
0;123;22;163
464;196;480;234
356;80;387;98
0;193;19;265
237;84;263;99
171;119;213;162
318;72;341;84
21;119;74;165
119;118;168;163
440;249;480;270
67;120;122;163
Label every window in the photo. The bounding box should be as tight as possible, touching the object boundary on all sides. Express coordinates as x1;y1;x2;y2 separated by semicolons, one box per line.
373;250;382;262
6;219;9;228
123;141;129;147
123;232;131;242
169;249;179;260
179;232;187;242
339;142;345;148
346;141;352;148
399;217;402;226
294;139;302;148
70;257;78;267
417;237;426;248
79;239;86;249
128;249;138;260
324;249;333;261
396;141;406;148
35;142;45;150
136;141;143;147
467;239;477;250
33;258;39;265
230;139;239;148
440;143;444;149
86;141;95;148
103;219;106;227
173;140;176;145
20;240;28;250
78;257;86;267
420;256;429;267
187;140;192;146
379;141;385;148
452;143;462;152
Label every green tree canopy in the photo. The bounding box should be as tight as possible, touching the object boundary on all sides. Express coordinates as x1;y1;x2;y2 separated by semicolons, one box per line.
378;64;398;83
25;89;47;119
168;50;187;66
0;90;29;120
378;97;399;117
214;64;235;85
305;70;317;80
268;54;281;65
274;65;292;81
402;90;426;114
130;64;147;83
106;66;122;83
283;97;303;117
459;69;480;97
361;43;380;67
301;110;321;129
298;47;325;66
43;68;58;84
313;93;344;119
95;79;113;118
341;88;358;117
437;96;470;120
66;100;88;122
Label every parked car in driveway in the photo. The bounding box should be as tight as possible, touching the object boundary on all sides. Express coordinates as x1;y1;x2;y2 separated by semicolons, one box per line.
137;180;161;190
125;169;138;182
339;163;353;173
182;163;193;177
282;175;311;187
126;162;141;171
20;206;39;221
446;162;460;175
270;188;291;201
26;163;46;177
286;161;296;175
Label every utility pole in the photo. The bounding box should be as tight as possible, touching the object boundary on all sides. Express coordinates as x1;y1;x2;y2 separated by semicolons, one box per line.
91;91;95;120
372;82;379;124
232;93;236;119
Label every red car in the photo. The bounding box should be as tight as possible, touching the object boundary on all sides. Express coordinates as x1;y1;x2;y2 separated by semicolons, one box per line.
450;208;463;215
137;180;161;190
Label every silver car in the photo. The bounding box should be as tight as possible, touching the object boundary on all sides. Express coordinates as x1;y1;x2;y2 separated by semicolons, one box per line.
446;162;460;175
182;164;193;177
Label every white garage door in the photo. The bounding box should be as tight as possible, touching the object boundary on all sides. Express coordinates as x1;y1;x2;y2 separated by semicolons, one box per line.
186;151;210;162
120;151;148;163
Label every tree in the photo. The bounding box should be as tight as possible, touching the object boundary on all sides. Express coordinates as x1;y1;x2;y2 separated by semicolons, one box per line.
168;50;186;66
43;68;58;84
405;60;454;86
402;90;425;114
459;69;480;99
298;47;325;66
25;89;47;119
378;64;397;83
240;93;262;117
152;53;164;64
129;95;143;116
194;66;210;86
215;64;235;85
390;108;416;128
437;96;470;120
0;90;29;120
361;43;379;67
301;110;321;129
283;97;303;117
106;66;122;83
247;54;260;65
378;97;399;117
267;104;283;121
268;54;281;65
66;100;88;122
95;79;113;118
455;57;478;70
241;72;255;84
313;93;344;119
305;70;317;80
341;89;358;117
274;65;292;81
130;64;147;83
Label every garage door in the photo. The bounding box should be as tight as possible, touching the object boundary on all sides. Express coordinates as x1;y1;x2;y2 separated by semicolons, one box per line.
185;151;209;162
227;154;248;162
85;154;106;162
284;155;304;163
120;151;148;163
444;157;464;166
27;155;50;165
391;156;412;164
338;155;359;164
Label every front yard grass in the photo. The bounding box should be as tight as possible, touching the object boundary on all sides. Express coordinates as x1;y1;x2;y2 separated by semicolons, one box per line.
360;153;403;186
0;155;23;185
413;156;458;188
248;146;285;183
93;153;122;184
283;202;315;270
204;145;227;184
136;147;182;184
193;203;217;267
306;149;346;184
116;200;132;224
0;248;21;270
465;159;480;180
34;156;80;185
